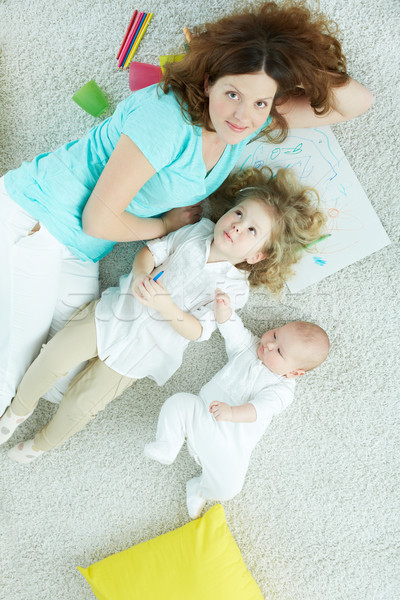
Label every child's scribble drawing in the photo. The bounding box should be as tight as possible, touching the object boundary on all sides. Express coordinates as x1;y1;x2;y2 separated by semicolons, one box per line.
313;257;327;267
236;127;390;292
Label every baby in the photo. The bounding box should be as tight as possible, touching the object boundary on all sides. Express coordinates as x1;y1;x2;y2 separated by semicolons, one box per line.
144;290;330;518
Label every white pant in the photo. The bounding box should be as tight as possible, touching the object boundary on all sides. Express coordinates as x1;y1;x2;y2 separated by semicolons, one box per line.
0;178;99;414
151;392;260;504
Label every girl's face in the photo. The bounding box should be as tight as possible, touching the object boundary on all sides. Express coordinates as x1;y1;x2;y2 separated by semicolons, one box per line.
212;197;275;265
205;71;277;145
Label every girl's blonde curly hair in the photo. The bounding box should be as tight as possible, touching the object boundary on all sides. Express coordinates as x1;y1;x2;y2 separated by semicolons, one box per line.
208;166;327;294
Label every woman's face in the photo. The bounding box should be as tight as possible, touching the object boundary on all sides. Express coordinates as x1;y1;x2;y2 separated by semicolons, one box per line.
205;71;278;144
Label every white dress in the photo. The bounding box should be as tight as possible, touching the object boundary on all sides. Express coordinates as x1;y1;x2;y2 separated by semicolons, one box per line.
95;219;250;383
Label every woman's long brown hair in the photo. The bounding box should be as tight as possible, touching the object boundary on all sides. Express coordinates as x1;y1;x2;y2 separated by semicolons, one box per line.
161;1;348;142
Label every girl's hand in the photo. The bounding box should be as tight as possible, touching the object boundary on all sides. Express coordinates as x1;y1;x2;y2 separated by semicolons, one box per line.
214;289;232;324
162;202;203;234
133;278;173;315
209;401;233;422
131;272;152;298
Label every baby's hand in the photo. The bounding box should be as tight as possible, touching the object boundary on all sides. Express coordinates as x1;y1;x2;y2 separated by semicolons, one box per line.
214;289;232;324
209;401;233;422
133;278;173;315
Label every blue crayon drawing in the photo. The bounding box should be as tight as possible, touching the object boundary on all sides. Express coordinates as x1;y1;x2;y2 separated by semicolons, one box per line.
238;128;340;182
313;257;327;266
235;126;390;292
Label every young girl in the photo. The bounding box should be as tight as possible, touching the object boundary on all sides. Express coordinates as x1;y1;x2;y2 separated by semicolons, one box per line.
0;167;326;463
0;0;372;414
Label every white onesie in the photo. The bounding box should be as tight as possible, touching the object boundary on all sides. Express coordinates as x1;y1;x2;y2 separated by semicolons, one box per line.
144;312;295;517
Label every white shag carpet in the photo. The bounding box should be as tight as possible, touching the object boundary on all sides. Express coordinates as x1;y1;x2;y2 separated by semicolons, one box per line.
0;1;399;599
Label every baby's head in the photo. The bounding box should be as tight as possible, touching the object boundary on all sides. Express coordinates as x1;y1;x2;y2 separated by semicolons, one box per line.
209;166;327;294
258;321;330;378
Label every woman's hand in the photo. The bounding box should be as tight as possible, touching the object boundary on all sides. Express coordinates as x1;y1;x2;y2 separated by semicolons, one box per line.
276;77;373;129
162;202;203;234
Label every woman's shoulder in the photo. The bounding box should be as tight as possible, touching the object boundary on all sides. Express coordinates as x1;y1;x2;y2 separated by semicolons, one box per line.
117;85;183;120
116;85;195;156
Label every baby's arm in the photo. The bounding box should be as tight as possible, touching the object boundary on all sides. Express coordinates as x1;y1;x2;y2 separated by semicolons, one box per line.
214;289;232;324
213;289;254;359
209;401;257;423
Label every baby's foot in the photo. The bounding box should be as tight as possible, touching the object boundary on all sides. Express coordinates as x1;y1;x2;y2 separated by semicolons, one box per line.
0;407;32;445
144;441;179;465
8;439;44;464
186;477;206;519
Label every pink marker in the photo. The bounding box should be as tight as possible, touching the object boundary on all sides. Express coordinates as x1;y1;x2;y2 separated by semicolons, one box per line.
117;10;137;59
118;12;144;68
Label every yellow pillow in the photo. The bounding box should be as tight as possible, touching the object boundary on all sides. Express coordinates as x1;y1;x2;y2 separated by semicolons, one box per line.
78;504;263;600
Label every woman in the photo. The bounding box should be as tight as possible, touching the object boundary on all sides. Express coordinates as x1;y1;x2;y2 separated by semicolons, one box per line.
0;1;372;413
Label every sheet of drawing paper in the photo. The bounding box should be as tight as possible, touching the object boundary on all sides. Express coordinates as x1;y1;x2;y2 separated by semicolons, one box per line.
235;127;390;293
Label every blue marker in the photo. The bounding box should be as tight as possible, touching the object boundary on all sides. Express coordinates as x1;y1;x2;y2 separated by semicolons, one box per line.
153;270;164;282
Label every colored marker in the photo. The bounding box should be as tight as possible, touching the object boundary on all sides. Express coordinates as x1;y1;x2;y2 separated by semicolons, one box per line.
118;12;144;68
121;12;147;68
117;9;137;59
122;12;147;67
153;270;164;282
302;233;331;250
124;13;153;69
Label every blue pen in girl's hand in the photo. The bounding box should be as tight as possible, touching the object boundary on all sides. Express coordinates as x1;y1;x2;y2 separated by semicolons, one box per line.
153;270;164;282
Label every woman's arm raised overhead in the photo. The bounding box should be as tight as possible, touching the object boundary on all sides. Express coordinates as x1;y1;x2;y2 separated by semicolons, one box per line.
275;77;373;130
82;134;200;242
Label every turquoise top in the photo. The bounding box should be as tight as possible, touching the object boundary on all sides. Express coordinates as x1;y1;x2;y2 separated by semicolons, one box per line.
4;85;271;262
